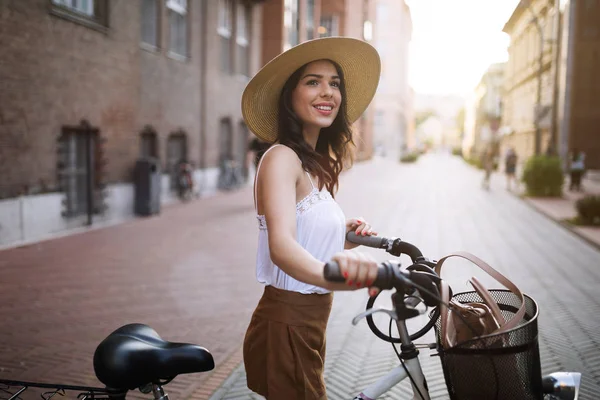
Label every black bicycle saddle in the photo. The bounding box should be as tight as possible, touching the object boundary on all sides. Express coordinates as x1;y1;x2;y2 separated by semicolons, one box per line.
93;323;214;390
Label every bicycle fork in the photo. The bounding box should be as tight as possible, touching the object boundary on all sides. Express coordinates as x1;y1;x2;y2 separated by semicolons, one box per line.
353;320;430;400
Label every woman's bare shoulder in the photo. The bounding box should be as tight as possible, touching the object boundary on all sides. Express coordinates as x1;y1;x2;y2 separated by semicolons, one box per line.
260;145;302;172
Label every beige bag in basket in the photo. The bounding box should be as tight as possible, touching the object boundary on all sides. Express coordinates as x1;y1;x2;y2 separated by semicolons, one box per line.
435;252;526;349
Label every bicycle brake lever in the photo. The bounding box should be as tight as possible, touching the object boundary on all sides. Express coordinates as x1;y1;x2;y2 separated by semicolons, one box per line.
352;307;398;325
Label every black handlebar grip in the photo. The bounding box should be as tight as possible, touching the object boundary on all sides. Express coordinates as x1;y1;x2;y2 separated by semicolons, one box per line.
346;231;387;248
323;261;346;282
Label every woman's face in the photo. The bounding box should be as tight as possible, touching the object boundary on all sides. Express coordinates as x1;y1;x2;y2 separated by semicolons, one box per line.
291;60;342;132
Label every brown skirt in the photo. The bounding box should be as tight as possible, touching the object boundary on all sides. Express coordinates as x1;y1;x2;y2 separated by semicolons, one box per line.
243;286;333;400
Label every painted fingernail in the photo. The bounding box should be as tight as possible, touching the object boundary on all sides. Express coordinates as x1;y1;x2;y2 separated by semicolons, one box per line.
347;280;353;286
343;272;348;278
366;280;373;286
356;282;362;288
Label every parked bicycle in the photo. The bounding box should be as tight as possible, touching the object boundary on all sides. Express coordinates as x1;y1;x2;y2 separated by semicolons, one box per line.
217;159;244;191
323;231;582;400
0;324;214;400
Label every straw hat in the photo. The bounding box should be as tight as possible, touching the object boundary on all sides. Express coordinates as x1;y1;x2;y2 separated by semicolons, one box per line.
241;37;381;143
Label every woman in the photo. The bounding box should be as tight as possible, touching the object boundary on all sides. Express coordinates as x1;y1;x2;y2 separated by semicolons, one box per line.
241;38;382;399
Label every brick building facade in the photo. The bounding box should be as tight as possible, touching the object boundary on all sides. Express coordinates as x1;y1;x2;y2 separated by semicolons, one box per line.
0;0;263;246
557;0;600;169
501;0;600;169
0;0;378;247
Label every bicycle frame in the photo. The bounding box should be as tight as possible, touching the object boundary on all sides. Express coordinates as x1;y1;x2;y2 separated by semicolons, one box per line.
352;319;430;400
0;379;171;400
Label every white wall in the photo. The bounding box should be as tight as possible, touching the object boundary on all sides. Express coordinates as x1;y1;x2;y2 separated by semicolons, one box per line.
0;167;222;249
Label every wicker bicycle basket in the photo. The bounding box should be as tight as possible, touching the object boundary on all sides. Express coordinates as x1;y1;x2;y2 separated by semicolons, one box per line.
433;289;543;400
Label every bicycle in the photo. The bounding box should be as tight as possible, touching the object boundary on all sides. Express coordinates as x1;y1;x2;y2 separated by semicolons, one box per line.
217;159;244;191
323;231;582;400
0;324;214;400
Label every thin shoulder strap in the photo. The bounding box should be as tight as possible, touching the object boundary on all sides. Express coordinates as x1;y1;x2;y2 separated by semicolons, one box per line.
305;172;316;190
254;144;283;210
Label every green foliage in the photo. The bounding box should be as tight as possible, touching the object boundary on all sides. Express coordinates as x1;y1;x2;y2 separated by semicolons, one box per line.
466;156;482;169
400;152;419;163
575;195;600;225
521;156;564;197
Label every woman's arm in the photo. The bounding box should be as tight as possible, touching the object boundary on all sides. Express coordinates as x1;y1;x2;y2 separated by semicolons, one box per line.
257;146;376;291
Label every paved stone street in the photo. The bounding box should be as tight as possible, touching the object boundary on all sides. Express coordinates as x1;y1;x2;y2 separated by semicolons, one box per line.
1;152;599;399
209;152;600;399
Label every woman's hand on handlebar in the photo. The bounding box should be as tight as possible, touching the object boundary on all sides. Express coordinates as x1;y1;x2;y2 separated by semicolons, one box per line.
345;217;378;250
331;250;380;297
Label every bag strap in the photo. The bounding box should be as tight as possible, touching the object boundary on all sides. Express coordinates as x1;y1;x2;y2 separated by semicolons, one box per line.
435;251;526;334
470;276;504;326
439;279;453;348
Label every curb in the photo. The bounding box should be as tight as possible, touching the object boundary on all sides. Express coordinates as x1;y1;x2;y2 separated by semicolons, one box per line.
513;193;600;251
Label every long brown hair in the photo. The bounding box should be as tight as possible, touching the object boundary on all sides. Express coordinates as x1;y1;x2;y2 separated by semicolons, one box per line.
277;60;354;196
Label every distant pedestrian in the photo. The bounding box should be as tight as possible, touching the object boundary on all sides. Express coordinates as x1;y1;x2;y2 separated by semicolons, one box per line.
505;147;518;191
481;147;494;190
569;149;586;192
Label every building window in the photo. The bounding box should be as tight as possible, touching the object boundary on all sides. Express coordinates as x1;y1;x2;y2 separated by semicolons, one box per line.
141;0;159;48
140;127;158;158
306;0;315;40
57;123;101;217
50;0;109;27
319;15;339;38
239;121;250;179
219;0;233;72
167;0;188;57
219;118;233;162
284;0;299;50
166;132;187;189
236;3;250;76
52;0;94;16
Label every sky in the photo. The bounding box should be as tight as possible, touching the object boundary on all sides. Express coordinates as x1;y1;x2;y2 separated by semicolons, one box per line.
405;0;521;97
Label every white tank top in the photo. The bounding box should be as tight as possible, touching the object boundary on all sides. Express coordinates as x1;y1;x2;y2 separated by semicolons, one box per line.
254;144;347;294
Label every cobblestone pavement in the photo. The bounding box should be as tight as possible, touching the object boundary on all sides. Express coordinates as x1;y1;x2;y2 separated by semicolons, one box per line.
1;152;599;400
209;152;600;400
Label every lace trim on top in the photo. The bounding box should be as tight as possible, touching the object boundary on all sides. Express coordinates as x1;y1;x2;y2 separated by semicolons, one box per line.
257;188;333;230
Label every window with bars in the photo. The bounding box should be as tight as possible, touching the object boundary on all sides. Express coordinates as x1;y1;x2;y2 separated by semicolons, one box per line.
140;127;158;158
167;0;188;57
166;132;188;189
141;0;159;47
50;0;108;26
219;0;233;72
57;125;102;217
236;3;250;76
219;118;233;162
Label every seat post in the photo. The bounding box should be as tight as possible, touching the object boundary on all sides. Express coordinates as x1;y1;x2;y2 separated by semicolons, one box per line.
151;384;169;400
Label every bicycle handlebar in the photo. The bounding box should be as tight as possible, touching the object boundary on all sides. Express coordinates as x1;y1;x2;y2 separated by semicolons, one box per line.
323;260;412;291
345;232;425;263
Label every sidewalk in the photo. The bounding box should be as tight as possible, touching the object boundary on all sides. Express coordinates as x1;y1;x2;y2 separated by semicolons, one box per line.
520;175;600;249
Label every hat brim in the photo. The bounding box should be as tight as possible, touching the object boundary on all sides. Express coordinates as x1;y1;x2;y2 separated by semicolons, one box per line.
242;37;381;143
